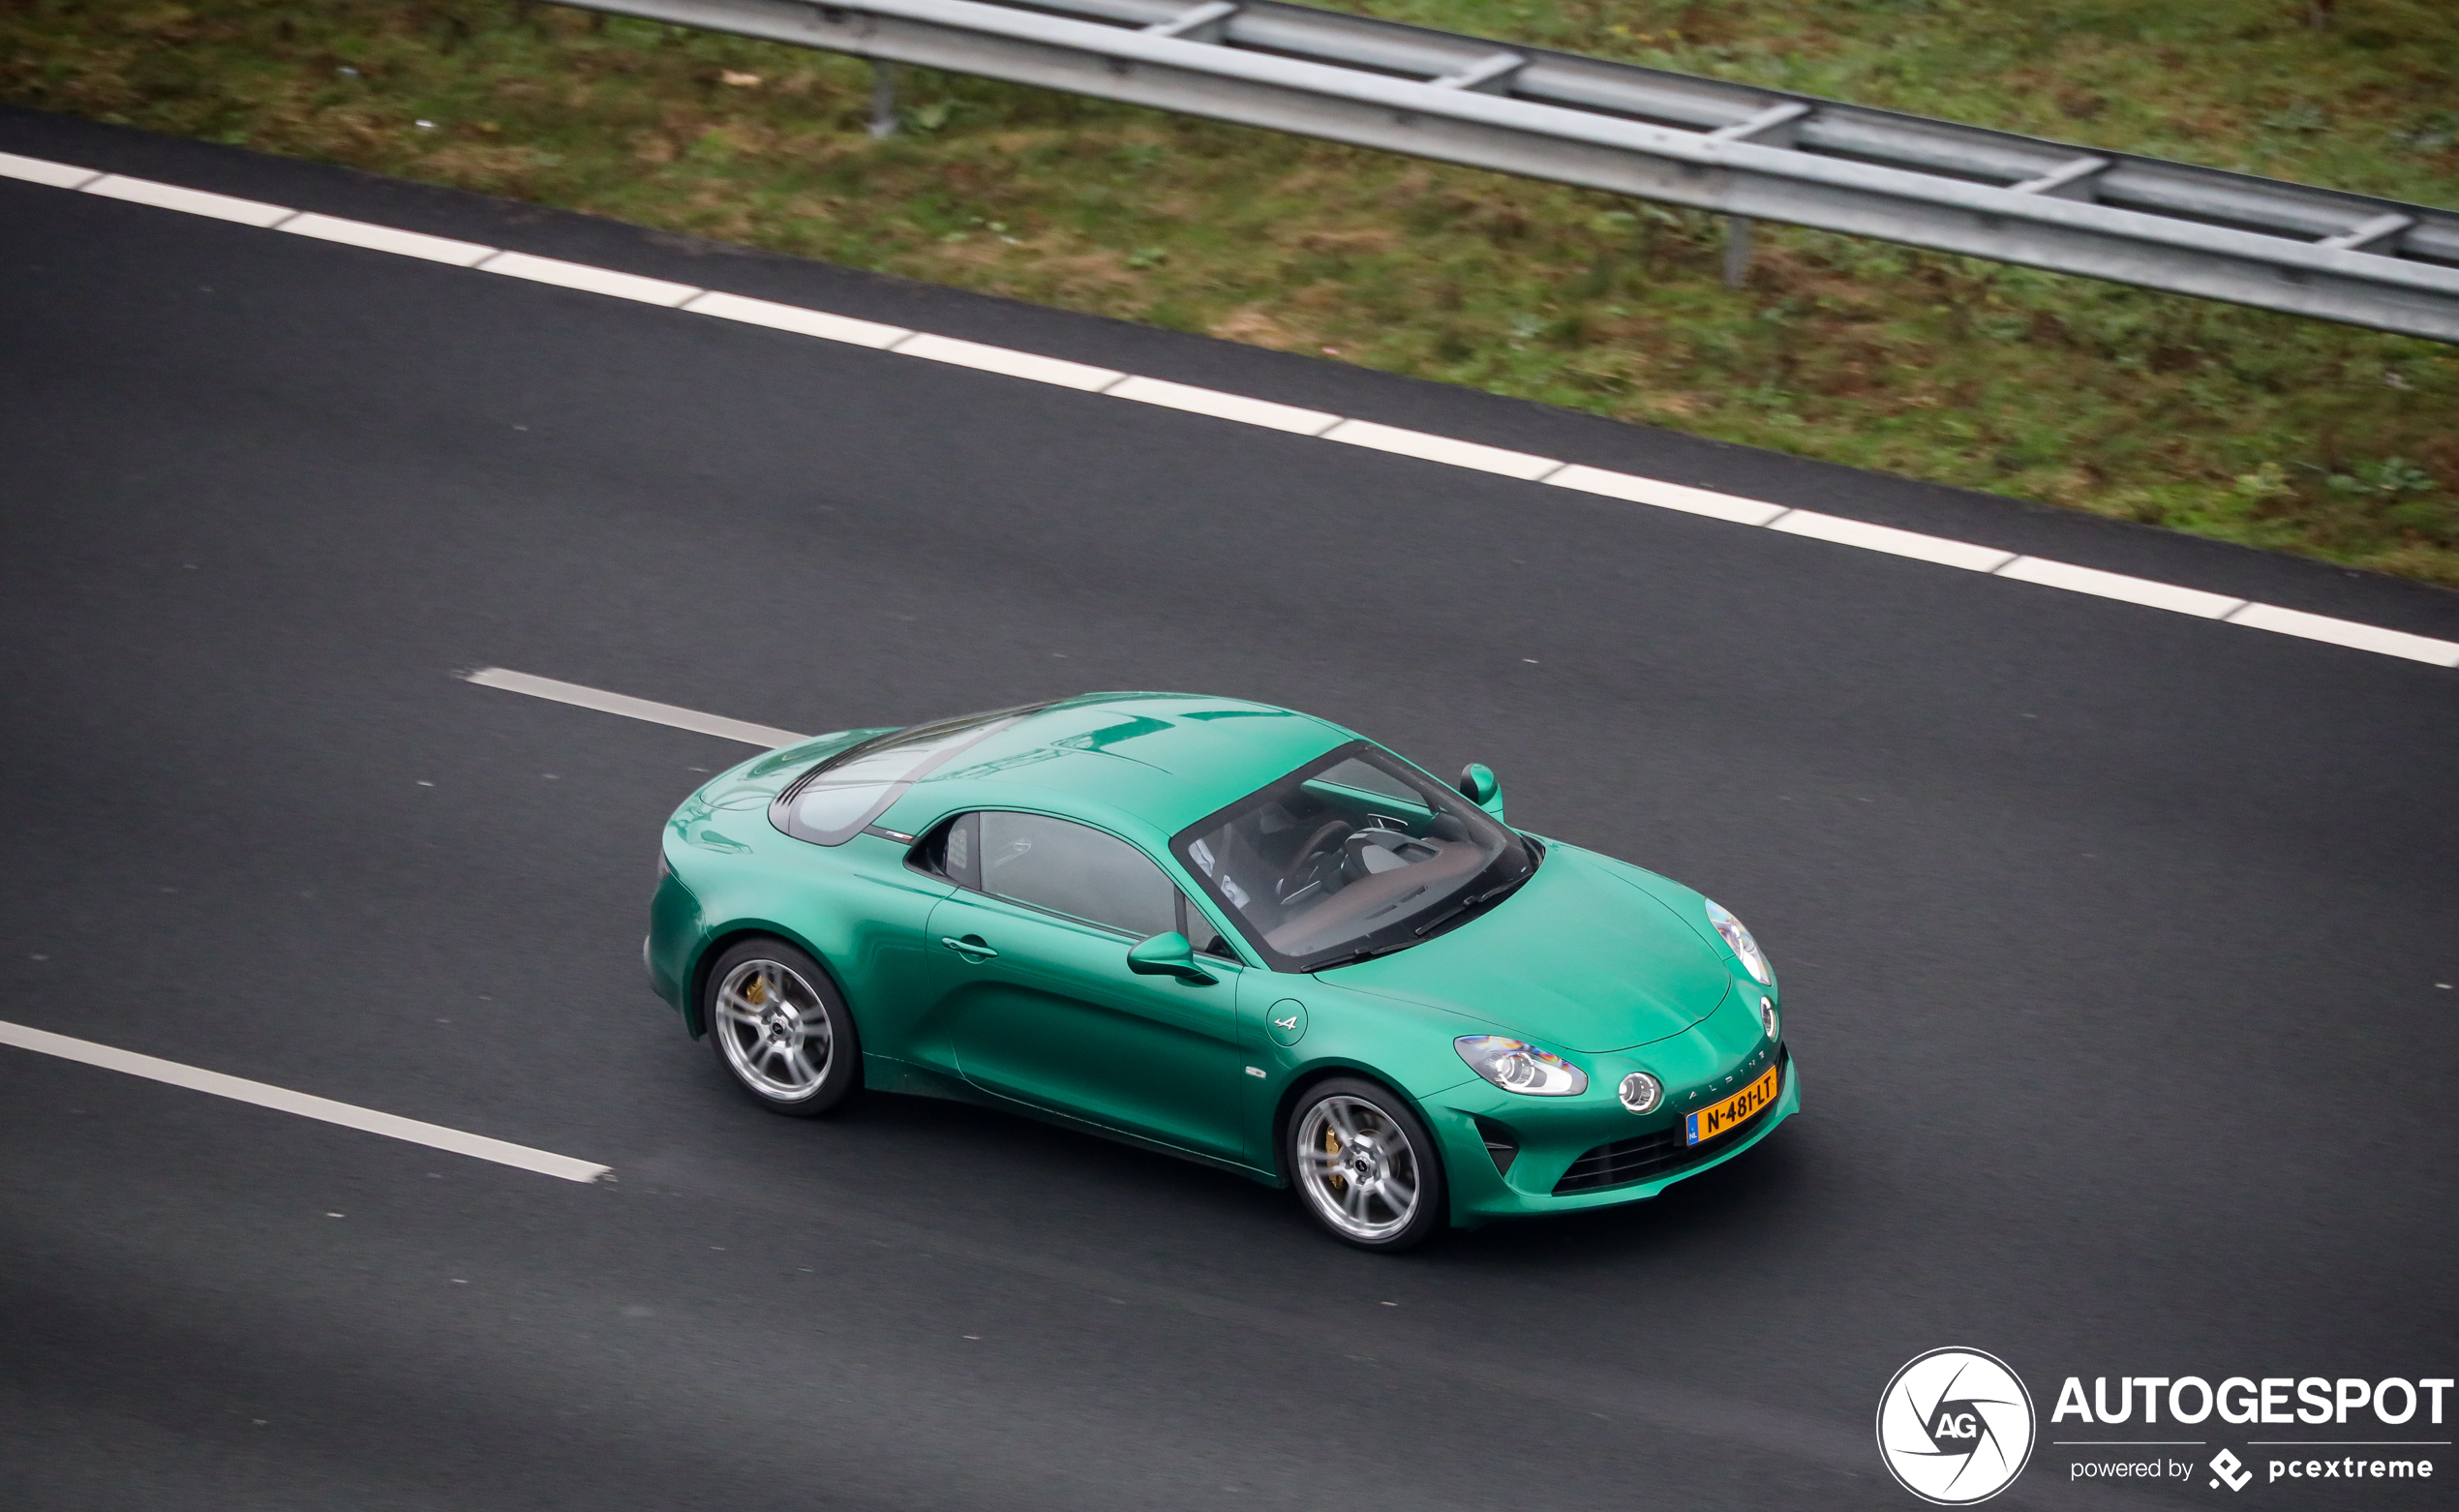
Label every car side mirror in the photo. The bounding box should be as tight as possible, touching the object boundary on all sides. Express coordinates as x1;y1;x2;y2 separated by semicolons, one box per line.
1457;763;1503;818
1128;931;1217;984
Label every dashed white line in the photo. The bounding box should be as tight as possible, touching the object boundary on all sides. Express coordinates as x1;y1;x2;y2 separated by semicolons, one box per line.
2221;601;2459;666
682;288;910;348
475;248;701;306
1107;374;1342;436
280;211;496;267
1994;556;2245;619
81;172;293;227
1320;417;1563;480
0;1018;612;1183
6;146;2454;672
0;149;99;189
462;667;807;747
1769;510;2017;572
889;330;1124;391
1545;463;1789;525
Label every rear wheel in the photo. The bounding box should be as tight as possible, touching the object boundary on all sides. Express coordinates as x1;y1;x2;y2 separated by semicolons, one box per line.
701;938;859;1116
1288;1077;1446;1252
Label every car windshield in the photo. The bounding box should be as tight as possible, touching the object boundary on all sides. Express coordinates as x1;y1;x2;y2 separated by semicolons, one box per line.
1172;743;1533;972
773;704;1043;846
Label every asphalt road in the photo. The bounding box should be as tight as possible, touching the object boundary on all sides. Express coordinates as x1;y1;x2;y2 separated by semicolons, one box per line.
3;108;2454;1512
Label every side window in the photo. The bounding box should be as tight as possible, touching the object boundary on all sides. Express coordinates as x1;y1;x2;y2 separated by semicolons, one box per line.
1178;893;1239;961
908;812;981;889
978;811;1176;939
944;811;978;889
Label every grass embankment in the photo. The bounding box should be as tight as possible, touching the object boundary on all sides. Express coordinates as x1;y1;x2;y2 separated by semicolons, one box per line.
5;0;2456;583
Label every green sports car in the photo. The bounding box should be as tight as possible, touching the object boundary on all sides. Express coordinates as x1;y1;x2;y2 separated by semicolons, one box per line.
645;693;1796;1251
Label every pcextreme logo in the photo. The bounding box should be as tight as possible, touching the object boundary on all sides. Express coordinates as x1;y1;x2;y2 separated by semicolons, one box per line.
1877;1348;2039;1505
2208;1449;2254;1492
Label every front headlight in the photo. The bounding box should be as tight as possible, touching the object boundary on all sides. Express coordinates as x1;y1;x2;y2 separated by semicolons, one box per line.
1705;898;1772;985
1455;1035;1588;1097
1760;995;1778;1041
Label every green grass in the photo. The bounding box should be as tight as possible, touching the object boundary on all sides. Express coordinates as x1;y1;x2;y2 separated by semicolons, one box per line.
5;0;2456;583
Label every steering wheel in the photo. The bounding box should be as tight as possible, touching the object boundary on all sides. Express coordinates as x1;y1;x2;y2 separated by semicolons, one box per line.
1278;820;1355;894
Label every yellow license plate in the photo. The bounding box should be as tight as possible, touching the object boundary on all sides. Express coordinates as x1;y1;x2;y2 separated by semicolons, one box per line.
1685;1061;1780;1146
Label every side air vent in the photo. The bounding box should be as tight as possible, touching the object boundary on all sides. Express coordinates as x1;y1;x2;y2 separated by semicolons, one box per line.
1471;1114;1519;1176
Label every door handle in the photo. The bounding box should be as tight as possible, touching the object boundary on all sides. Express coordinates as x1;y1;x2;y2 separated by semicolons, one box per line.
939;934;998;962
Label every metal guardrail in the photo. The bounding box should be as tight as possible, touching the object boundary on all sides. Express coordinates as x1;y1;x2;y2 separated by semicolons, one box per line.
564;0;2459;342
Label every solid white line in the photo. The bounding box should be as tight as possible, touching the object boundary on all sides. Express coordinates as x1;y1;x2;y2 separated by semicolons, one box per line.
280;212;496;267
681;288;909;348
12;145;2452;671
1106;374;1341;436
0;149;100;189
1319;417;1561;480
475;249;701;307
1545;464;1790;526
1993;556;2246;619
888;330;1124;391
82;173;294;227
1768;510;2018;572
2222;602;2459;667
0;1019;610;1183
463;667;809;747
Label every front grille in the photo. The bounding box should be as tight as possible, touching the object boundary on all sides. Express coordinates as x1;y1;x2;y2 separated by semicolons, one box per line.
1553;1050;1784;1195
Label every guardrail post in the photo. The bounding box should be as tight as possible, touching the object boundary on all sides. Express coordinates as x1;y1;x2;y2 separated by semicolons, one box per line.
869;60;898;138
1723;215;1752;288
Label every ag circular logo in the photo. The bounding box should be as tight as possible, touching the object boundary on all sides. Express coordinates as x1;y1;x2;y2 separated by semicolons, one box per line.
1876;1347;2037;1504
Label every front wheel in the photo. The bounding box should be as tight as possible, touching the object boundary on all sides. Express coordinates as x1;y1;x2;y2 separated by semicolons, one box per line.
701;938;860;1116
1288;1077;1447;1252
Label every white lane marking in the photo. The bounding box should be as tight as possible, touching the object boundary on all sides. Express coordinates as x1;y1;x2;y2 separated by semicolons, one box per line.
1106;374;1342;436
2222;602;2459;667
463;667;808;747
0;1019;611;1183
1545;463;1789;526
887;330;1124;391
280;212;496;267
475;249;700;307
682;288;909;348
12;147;2455;672
82;172;295;227
0;149;100;189
1320;417;1563;480
1994;556;2245;619
1768;509;2018;572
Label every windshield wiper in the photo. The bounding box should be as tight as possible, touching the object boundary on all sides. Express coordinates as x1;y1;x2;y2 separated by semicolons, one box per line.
1308;858;1539;970
1306;939;1420;972
1410;871;1533;939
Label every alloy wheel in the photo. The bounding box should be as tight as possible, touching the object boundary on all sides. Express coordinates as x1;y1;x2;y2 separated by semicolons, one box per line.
1294;1094;1422;1243
713;957;834;1102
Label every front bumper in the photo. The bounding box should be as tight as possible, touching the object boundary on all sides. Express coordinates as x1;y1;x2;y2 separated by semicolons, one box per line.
1433;1043;1799;1223
645;867;702;1020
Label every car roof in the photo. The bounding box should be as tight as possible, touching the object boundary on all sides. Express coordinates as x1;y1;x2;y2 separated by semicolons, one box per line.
879;692;1351;841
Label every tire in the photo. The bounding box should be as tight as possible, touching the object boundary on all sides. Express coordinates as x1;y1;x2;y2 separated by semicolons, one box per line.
700;938;861;1116
1287;1076;1447;1253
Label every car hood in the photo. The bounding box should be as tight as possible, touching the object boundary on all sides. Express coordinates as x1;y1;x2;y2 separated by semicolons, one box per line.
1322;843;1735;1053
